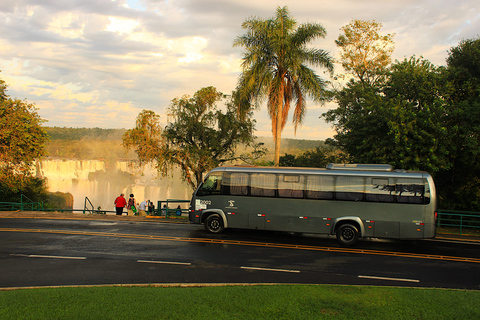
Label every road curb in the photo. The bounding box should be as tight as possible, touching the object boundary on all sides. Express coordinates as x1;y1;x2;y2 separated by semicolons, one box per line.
0;211;189;223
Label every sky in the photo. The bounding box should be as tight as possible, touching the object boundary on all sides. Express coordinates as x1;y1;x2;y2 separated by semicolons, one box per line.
0;0;479;141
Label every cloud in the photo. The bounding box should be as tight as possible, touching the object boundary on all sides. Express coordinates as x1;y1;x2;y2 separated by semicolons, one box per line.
0;0;479;139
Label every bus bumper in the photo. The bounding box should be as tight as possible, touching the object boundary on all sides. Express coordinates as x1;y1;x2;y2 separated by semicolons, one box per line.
189;211;201;224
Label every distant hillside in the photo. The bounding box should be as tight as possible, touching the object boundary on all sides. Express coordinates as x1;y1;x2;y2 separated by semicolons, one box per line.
43;127;325;160
44;127;134;160
45;127;126;140
256;137;325;155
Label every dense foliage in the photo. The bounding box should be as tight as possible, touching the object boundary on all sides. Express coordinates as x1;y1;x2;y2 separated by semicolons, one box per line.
436;38;480;210
325;35;480;210
0;74;49;203
324;57;449;174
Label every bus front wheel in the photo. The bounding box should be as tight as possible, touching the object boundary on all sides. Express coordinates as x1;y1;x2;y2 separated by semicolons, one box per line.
205;214;224;233
336;224;359;246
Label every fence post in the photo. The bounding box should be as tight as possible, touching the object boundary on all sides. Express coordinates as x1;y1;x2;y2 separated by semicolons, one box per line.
460;214;463;235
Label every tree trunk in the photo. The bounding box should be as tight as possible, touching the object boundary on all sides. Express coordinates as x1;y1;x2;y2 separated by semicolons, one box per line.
195;170;203;190
274;103;283;166
273;84;285;166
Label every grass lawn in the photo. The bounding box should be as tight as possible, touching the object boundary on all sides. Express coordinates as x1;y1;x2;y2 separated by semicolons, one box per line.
1;284;479;319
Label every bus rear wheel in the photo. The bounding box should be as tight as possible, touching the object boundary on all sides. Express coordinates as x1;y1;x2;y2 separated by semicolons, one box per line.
205;214;224;233
336;224;359;246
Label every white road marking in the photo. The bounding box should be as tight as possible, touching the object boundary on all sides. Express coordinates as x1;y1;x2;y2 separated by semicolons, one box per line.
137;260;191;266
358;275;419;283
12;254;86;260
241;266;300;273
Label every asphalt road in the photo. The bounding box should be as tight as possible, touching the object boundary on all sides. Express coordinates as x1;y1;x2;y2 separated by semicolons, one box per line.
1;214;479;290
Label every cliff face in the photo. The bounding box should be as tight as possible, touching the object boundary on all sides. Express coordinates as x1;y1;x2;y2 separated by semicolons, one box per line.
34;159;191;211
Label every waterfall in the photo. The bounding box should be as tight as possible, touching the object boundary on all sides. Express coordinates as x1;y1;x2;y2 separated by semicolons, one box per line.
34;159;192;211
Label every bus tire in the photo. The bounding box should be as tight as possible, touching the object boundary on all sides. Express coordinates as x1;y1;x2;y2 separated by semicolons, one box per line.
205;214;224;234
336;224;359;246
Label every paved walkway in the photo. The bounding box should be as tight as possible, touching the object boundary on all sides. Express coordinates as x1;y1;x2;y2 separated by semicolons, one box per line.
0;211;188;223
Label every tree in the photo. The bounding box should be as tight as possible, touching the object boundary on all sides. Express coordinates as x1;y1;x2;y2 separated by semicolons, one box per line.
323;57;449;173
326;19;396;166
0;99;49;175
436;38;480;210
123;87;264;190
122;110;164;167
0;74;50;202
234;6;334;166
335;19;395;86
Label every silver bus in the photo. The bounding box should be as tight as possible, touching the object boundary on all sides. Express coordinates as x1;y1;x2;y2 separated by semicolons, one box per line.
189;164;437;246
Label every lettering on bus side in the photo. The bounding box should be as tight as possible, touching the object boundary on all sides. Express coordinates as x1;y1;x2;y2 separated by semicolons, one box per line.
195;199;211;210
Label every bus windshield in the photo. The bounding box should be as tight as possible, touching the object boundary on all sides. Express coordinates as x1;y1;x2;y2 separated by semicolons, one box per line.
197;173;223;196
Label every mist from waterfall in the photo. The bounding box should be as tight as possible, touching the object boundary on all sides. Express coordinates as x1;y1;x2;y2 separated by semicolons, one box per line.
34;159;192;211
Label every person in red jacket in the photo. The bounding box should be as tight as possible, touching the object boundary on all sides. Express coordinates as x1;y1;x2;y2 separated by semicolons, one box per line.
114;193;127;215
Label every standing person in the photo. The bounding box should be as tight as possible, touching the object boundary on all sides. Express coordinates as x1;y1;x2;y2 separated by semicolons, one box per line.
148;201;155;215
127;194;137;216
114;193;126;216
139;199;148;216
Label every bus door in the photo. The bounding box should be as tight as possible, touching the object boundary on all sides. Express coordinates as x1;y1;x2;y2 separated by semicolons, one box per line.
222;172;250;229
223;198;249;229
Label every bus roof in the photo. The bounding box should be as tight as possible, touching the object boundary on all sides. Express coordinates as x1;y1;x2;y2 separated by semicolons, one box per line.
208;165;431;179
326;163;393;171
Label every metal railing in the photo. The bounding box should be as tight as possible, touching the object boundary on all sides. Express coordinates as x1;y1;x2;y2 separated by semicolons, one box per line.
83;197;95;214
156;199;190;218
0;194;44;211
82;197;108;214
437;210;480;235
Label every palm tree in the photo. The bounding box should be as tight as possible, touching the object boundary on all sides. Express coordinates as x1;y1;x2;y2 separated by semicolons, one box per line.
233;6;334;166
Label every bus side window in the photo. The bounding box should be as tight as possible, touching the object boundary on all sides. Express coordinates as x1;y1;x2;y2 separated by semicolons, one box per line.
306;175;334;200
366;178;395;203
336;176;365;201
396;178;425;204
278;174;304;198
251;173;276;197
229;173;249;196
